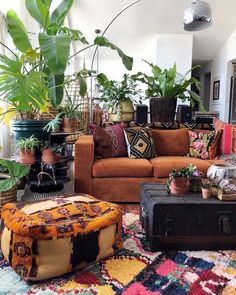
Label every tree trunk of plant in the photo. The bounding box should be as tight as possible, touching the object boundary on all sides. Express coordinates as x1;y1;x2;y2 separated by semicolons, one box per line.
150;97;177;123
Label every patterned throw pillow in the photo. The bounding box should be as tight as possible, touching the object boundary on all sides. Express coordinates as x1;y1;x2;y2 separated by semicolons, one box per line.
89;123;127;159
188;130;215;159
124;127;156;159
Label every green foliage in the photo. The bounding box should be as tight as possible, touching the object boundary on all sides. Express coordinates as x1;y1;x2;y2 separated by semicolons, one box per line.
16;135;39;150
0;0;134;120
6;10;32;53
0;159;29;192
96;73;142;110
132;61;204;111
43;113;62;132
202;181;212;189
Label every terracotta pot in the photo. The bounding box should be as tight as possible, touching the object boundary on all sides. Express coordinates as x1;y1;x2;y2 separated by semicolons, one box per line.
62;118;78;133
19;149;35;165
42;148;62;164
202;188;212;199
108;100;134;123
170;177;188;195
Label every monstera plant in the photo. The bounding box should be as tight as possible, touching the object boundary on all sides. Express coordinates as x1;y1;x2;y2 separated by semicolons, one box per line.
0;0;133;139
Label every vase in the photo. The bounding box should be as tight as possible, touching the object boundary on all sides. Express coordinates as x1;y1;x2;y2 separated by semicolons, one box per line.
108;100;134;123
41;148;62;164
207;164;236;184
150;97;177;123
62;118;78;133
169;177;188;195
202;188;211;199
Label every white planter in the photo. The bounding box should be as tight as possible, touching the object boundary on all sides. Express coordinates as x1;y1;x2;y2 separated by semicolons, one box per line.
207;163;236;184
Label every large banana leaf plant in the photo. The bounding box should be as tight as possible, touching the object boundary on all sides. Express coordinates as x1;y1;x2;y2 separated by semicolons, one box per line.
132;61;204;110
0;0;133;120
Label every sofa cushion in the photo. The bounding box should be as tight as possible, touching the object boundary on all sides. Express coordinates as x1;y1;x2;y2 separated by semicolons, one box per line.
188;129;215;159
152;128;189;156
124;127;156;159
93;157;153;178
150;156;212;178
89;123;127;159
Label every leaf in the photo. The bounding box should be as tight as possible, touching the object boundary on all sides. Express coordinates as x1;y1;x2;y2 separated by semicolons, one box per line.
6;10;32;53
39;33;70;74
94;36;133;70
48;72;64;107
97;73;109;85
0;178;17;192
51;0;74;26
25;0;50;29
77;75;87;97
41;0;52;8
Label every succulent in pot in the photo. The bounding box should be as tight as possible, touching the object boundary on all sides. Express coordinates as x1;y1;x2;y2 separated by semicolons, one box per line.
132;61;204;122
16;135;39;165
167;168;188;195
96;73;142;123
201;181;212;199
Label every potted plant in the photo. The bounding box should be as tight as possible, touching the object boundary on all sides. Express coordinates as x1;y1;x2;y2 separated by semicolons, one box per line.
201;181;212;199
96;73;142;122
41;141;65;164
16;135;39;165
167;167;189;195
0;0;133;141
132;61;204;122
0;159;29;212
186;163;203;192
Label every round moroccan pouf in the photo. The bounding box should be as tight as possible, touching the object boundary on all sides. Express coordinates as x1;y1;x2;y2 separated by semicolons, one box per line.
1;194;123;281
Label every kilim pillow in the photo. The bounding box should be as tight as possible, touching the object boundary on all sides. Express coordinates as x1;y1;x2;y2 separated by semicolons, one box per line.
188;130;215;159
89;123;127;159
124;127;156;159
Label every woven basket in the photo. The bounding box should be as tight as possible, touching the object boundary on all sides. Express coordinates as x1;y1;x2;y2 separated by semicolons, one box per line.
0;173;17;214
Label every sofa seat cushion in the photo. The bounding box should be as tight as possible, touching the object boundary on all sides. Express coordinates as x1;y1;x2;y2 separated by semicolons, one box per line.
93;157;153;178
150;156;212;178
1;195;122;280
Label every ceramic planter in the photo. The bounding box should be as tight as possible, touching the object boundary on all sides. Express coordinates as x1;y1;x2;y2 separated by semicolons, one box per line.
62;118;78;133
207;163;236;184
108;100;134;123
19;149;35;165
202;188;212;199
169;177;188;195
42;148;62;164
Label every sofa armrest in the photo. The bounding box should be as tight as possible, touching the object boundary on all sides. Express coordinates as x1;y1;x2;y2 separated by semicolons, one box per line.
74;135;94;194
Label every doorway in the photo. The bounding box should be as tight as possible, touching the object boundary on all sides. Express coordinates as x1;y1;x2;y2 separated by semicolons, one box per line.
203;72;211;111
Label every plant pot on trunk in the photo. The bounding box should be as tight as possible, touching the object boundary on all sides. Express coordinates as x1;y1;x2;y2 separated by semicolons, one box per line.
11;120;50;141
19;149;35;165
150;97;177;123
108;100;134;123
169;176;188;195
202;188;212;199
62;118;78;133
42;148;62;164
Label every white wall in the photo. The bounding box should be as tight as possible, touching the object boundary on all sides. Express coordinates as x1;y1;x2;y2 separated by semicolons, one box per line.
208;29;236;121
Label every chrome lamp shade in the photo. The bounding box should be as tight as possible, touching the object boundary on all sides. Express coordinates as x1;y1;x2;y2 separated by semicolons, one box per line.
183;0;212;31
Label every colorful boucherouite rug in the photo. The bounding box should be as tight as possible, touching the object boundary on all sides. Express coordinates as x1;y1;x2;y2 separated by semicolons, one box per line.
1;212;236;295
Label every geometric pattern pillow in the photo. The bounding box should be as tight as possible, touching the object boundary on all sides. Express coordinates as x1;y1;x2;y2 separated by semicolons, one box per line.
188;130;215;159
89;123;127;159
123;127;156;159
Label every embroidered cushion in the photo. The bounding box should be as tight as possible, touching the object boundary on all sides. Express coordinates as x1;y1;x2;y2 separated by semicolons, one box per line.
188;130;215;159
124;127;156;159
89;123;127;159
1;194;122;280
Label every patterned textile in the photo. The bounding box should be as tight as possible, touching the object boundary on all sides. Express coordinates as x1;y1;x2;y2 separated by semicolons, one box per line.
188;130;215;159
89;123;127;159
222;124;236;154
1;195;122;280
1;213;236;294
124;127;156;159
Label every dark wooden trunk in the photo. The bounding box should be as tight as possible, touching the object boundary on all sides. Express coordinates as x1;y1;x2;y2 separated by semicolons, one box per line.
150;97;177;123
140;183;236;251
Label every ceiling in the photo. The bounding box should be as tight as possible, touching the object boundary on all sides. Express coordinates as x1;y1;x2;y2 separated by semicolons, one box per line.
71;0;236;65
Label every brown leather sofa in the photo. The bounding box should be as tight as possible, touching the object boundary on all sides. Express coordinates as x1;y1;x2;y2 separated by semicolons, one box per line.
74;128;223;202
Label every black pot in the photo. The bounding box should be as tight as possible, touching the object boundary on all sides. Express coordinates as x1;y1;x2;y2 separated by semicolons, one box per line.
11;120;51;141
150;97;177;123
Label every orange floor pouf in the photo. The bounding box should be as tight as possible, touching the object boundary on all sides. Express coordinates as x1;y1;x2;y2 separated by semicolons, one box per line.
0;194;123;281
